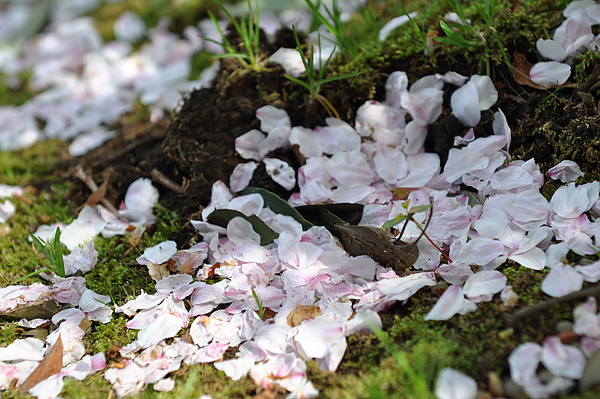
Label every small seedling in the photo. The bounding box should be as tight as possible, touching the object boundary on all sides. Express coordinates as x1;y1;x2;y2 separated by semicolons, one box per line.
17;227;66;281
283;26;365;118
435;0;509;76
205;0;267;72
305;0;355;56
251;288;265;320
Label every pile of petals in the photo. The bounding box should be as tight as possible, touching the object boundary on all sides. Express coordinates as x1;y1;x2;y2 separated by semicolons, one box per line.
509;296;600;398
0;246;110;396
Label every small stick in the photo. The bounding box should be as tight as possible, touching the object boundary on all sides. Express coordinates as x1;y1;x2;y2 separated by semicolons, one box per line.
74;165;123;219
150;168;185;195
505;283;600;327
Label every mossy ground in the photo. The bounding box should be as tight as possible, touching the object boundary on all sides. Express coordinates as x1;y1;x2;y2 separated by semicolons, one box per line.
2;0;600;398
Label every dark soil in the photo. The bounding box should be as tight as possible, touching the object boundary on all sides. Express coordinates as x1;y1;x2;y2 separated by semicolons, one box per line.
68;8;600;251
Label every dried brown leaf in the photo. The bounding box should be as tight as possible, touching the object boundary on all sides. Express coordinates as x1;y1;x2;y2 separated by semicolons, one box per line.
287;305;322;327
18;335;63;394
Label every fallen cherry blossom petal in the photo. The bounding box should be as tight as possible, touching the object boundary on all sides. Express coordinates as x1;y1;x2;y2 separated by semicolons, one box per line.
541;264;584;297
541;336;586;379
463;270;507;303
378;12;417;41
425;285;476;321
548;160;584;183
529;61;571;88
435;367;477;399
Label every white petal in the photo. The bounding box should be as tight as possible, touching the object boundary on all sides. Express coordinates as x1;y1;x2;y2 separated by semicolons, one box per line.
378;13;417;42
541;336;586;379
456;237;504;266
469;75;498;110
137;313;184;349
269;48;305;77
541;264;584;297
548;160;583;183
463;270;507;302
450;82;480;127
435;367;478;399
256;105;291;133
230;162;258;193
425;285;469;321
536;38;567;61
529;62;571;87
294;316;345;359
235;129;266;161
263;158;296;190
492;109;511;151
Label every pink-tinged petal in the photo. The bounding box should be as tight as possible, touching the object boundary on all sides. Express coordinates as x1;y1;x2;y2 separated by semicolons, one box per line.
437;263;474;285
551;181;599;218
529;62;571;87
294;316;345;359
493;109;511;151
456;237;505;266
214;357;255;380
404;119;429;154
443;148;489;183
435;367;478;399
450;81;480;127
327;152;377;188
277;231;323;269
281;266;330;291
554;13;594;56
254;324;293;355
474;208;508;239
463;270;507;303
63;240;98;276
548;160;584;183
509;342;542;387
230;162;258;193
256;105;290;133
501;285;519;307
264;158;296;190
491;165;534;191
269;48;305;77
541;336;586;379
541;264;584;297
316;335;347;372
575;261;600;282
425;285;473;321
374;144;408;184
581;337;600;357
235;129;266;161
536;38;567;61
396;152;440;188
137;313;184;349
573;297;600;338
378;12;417;41
316;120;361;154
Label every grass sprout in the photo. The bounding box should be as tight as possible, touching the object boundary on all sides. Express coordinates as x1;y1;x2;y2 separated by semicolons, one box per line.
18;227;66;281
366;325;444;398
251;288;265;320
284;26;365;119
305;0;355;55
436;0;510;75
205;0;267;72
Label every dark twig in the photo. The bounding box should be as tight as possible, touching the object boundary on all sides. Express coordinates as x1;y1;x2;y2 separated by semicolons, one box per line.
150;168;185;195
74;165;123;220
505;284;600;327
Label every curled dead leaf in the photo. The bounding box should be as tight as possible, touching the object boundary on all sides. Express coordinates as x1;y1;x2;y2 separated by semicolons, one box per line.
287;305;322;327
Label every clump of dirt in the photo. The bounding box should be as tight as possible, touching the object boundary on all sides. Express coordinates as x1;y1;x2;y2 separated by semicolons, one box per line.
69;13;600;250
